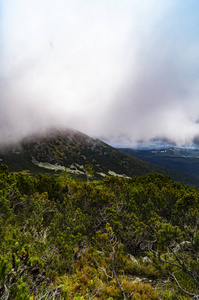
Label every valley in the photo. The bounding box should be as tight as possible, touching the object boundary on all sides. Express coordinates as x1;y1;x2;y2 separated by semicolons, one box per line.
120;147;199;180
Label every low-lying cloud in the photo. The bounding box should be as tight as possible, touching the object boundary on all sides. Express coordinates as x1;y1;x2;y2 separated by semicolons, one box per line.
1;0;199;147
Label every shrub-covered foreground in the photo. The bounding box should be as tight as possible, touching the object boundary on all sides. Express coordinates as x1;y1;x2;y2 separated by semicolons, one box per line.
0;164;199;299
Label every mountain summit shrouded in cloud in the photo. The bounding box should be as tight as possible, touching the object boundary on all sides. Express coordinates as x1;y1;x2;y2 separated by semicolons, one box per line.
1;0;199;147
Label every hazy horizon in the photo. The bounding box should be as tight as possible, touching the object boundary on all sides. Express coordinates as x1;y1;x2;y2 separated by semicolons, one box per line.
1;1;199;147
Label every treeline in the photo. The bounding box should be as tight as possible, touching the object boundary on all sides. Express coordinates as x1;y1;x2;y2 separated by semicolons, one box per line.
0;164;199;299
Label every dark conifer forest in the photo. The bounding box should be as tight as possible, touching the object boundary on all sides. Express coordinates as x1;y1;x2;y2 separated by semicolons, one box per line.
0;163;199;299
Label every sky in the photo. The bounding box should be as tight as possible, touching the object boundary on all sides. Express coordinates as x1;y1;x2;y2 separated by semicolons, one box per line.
1;0;199;147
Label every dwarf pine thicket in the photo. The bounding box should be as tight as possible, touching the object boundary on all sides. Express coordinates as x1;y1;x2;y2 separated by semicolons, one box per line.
0;163;199;299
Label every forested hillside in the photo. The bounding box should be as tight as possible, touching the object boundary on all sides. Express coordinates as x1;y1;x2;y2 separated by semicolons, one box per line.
1;129;199;187
0;128;166;180
0;164;199;299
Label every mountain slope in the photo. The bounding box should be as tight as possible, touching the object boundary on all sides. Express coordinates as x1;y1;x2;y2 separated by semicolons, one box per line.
0;128;199;186
0;129;163;178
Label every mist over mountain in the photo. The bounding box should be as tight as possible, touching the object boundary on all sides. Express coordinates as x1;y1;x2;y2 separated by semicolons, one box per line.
1;1;199;147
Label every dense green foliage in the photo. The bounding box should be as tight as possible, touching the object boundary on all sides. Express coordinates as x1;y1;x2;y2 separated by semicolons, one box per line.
0;164;199;299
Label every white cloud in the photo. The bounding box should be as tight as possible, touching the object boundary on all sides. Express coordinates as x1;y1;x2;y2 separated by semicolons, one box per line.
1;0;199;146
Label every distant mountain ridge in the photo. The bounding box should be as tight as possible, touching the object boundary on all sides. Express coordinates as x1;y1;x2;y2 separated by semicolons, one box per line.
119;147;199;186
1;128;199;186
